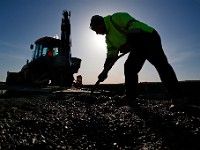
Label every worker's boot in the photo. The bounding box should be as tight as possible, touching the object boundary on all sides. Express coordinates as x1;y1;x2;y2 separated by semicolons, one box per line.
114;95;138;107
169;97;188;111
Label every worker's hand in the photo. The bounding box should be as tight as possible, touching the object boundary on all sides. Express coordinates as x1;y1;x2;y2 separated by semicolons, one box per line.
98;71;108;82
118;42;132;53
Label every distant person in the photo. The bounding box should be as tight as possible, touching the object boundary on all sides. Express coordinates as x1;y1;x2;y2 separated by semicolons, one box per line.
89;12;187;111
46;48;53;57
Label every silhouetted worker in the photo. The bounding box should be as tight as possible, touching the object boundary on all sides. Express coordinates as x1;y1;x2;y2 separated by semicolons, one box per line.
89;12;187;111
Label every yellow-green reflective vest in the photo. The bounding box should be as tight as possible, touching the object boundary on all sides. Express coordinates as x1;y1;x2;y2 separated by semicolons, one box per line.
104;12;154;58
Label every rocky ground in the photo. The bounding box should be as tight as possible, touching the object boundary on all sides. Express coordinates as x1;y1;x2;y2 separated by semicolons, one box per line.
0;88;200;150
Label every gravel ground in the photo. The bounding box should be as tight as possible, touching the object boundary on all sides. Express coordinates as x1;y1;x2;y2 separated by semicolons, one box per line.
0;91;200;150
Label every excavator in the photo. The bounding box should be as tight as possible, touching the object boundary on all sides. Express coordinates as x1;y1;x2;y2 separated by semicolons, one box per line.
6;10;81;87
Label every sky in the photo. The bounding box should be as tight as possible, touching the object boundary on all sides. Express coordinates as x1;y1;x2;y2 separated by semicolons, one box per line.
0;0;200;85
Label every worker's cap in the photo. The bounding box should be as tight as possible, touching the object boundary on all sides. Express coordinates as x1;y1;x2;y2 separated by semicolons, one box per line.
90;15;104;31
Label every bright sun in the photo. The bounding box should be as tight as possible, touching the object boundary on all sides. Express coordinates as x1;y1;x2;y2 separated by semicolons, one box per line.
93;35;106;49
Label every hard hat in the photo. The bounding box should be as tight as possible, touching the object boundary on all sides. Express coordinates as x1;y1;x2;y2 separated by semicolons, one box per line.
90;15;104;31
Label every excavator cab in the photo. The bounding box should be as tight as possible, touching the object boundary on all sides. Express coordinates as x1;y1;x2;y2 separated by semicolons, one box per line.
32;37;60;60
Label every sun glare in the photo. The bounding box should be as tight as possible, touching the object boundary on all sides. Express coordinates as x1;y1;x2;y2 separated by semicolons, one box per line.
93;35;106;49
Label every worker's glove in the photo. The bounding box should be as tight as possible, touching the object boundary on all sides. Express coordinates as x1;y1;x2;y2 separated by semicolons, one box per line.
118;42;132;53
98;71;108;82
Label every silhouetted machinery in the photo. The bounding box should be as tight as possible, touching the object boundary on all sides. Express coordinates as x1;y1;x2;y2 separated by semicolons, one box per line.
6;10;81;87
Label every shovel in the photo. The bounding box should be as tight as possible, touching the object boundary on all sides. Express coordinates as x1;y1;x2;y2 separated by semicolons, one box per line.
91;52;127;95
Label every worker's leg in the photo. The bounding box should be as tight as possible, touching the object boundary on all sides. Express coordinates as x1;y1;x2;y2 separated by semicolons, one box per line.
124;31;149;101
147;30;183;99
124;50;146;100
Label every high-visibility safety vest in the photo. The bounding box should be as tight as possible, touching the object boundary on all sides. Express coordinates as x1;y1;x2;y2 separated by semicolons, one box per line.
104;12;154;58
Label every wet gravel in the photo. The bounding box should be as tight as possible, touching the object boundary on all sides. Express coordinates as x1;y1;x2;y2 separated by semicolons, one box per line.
0;92;200;150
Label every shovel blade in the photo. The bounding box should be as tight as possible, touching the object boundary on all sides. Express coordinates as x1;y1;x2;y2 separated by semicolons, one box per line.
91;80;100;95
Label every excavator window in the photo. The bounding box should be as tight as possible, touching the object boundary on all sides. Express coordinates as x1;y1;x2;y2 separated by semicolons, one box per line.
52;47;59;56
43;47;48;56
45;47;59;57
33;44;59;60
33;44;40;59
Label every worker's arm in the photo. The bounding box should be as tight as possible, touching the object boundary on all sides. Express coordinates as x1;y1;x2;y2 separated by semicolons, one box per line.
98;57;116;82
98;35;120;82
